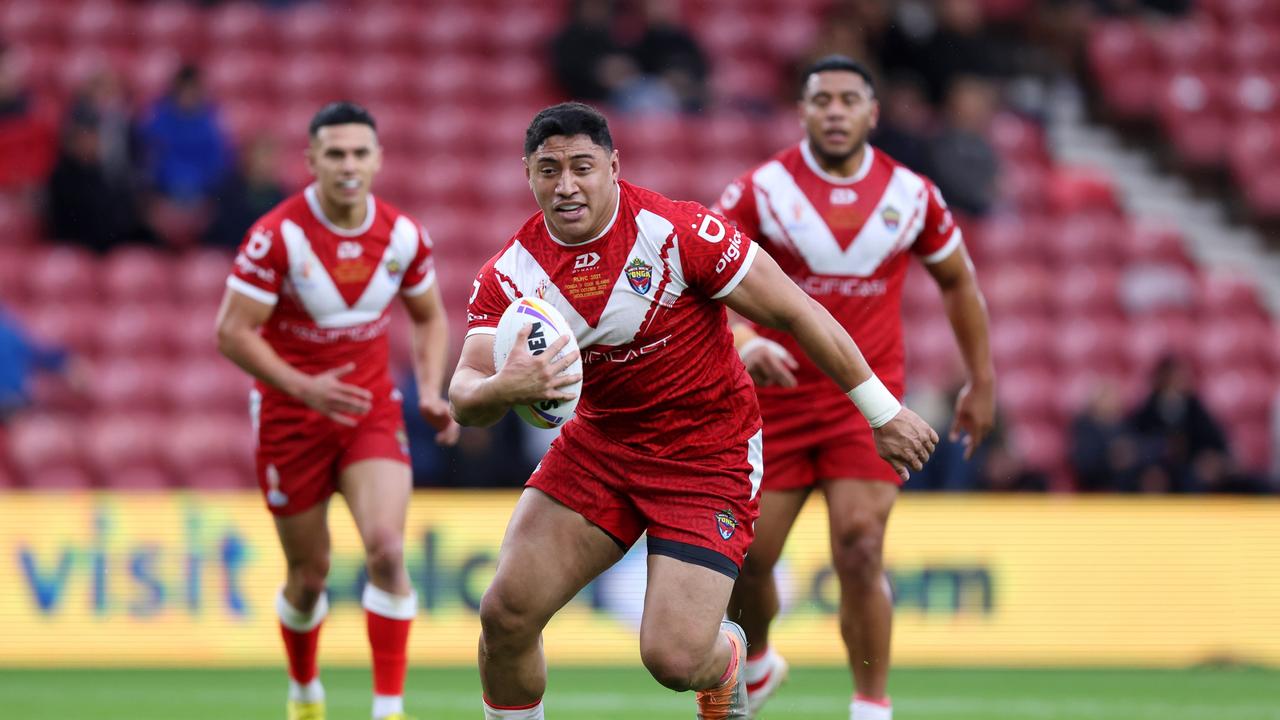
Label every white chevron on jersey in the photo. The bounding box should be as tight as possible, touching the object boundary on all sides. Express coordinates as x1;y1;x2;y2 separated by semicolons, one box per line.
752;161;929;278
279;215;421;328
487;209;689;349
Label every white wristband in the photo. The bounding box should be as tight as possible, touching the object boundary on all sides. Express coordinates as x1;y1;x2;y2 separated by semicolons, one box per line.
847;376;902;428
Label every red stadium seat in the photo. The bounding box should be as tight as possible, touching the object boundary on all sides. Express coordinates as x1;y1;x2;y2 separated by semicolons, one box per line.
1226;26;1280;73
412;5;486;56
759;9;819;61
990;316;1055;372
695;114;761;163
1046;213;1126;267
95;304;178;360
1202;369;1273;424
350;5;417;56
67;0;136;52
1195;317;1274;372
1010;420;1067;474
136;1;203;55
1052;317;1129;377
85;358;167;411
1200;272;1268;321
208;1;276;51
1153;18;1224;73
973;215;1049;266
1050;266;1123;318
1227;118;1280;183
22;303;100;358
0;2;65;45
206;52;278;104
84;414;171;489
1087;21;1160;120
128;49;183;104
6;414;91;489
162;415;255;488
173;249;234;306
275;55;350;107
1123;223;1194;268
164;357;253;415
1123;314;1197;374
989;112;1051;167
1239;162;1280;221
101;247;175;304
998;368;1059;424
1230;423;1273;474
1046;167;1121;217
410;57;484;106
278;3;342;54
981;263;1053;320
488;5;558;55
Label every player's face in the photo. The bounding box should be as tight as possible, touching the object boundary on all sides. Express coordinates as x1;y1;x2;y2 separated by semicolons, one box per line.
800;71;879;163
524;134;620;243
306;123;382;209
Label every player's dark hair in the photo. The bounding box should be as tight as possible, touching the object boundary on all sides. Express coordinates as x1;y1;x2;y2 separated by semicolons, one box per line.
309;101;378;138
801;55;877;97
524;102;613;156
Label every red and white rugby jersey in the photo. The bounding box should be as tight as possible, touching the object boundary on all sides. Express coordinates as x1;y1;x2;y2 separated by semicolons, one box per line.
467;180;762;460
226;184;436;403
715;142;961;397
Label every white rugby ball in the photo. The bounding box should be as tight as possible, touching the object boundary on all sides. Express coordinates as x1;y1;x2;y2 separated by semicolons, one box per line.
493;296;584;429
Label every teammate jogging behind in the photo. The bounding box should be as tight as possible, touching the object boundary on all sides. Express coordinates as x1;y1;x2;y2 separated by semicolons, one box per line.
714;56;996;720
216;101;459;720
448;101;938;720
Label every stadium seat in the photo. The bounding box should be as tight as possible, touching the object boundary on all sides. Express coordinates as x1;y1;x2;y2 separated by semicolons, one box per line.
66;0;136;52
1123;223;1194;268
173;249;233;306
208;1;276;52
275;54;350;107
982;264;1053;320
206;51;278;104
101;247;175;304
999;367;1060;424
163;358;252;415
128;48;183;104
412;5;485;56
990;316;1055;372
1046;167;1121;217
1050;265;1123;318
6;414;91;489
1123;314;1197;374
350;5;417;56
0;2;65;46
1047;213;1126;267
85;358;167;411
1230;423;1273;474
278;3;343;53
1153;18;1224;73
162;415;254;489
1200;272;1269;321
84;414;171;489
1052;317;1130;377
136;1;203;55
1087;21;1160;120
488;5;557;55
1202;369;1274;424
95;304;178;359
1195;317;1274;372
1011;420;1067;474
22;303;100;358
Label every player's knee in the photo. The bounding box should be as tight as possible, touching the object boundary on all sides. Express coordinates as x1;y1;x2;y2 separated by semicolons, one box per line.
285;556;330;608
363;530;405;582
640;644;702;692
479;584;541;645
831;519;886;583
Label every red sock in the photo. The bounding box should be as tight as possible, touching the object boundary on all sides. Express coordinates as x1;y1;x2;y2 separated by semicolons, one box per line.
363;585;417;697
281;623;323;683
276;591;328;685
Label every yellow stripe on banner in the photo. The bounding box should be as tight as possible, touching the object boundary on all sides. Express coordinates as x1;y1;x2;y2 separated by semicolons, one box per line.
0;492;1277;667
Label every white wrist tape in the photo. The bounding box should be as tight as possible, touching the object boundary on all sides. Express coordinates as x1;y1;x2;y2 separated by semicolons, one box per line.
847;376;902;428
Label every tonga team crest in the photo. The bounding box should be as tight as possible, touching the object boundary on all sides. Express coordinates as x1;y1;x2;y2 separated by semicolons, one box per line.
625;258;652;295
715;510;738;540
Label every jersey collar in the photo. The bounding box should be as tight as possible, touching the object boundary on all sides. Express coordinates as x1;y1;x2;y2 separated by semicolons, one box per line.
305;184;376;237
545;183;621;247
800;140;874;185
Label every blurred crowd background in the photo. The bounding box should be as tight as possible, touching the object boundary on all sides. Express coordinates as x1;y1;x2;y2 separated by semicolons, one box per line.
0;0;1277;495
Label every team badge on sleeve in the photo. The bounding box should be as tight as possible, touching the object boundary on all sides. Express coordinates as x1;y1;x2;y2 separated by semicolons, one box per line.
715;509;739;540
626;258;653;295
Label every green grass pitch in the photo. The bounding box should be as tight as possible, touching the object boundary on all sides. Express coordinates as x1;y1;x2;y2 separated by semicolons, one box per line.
0;666;1276;719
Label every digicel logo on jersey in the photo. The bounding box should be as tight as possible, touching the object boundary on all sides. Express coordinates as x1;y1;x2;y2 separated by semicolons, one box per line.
696;214;743;274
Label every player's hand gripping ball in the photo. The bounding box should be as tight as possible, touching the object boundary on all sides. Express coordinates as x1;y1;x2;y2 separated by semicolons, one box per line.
493;297;584;428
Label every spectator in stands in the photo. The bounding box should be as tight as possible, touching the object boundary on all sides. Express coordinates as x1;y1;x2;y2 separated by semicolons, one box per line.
1069;382;1139;492
1128;355;1230;493
139;64;230;205
45;105;150;251
67;70;137;194
929;75;1000;216
0;39;30;119
601;54;682;115
629;0;709;113
881;0;1009;104
0;307;71;421
204;135;286;247
873;72;935;176
550;0;627;103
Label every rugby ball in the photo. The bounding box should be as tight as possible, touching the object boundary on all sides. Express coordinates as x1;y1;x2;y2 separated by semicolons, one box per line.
493;297;584;429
